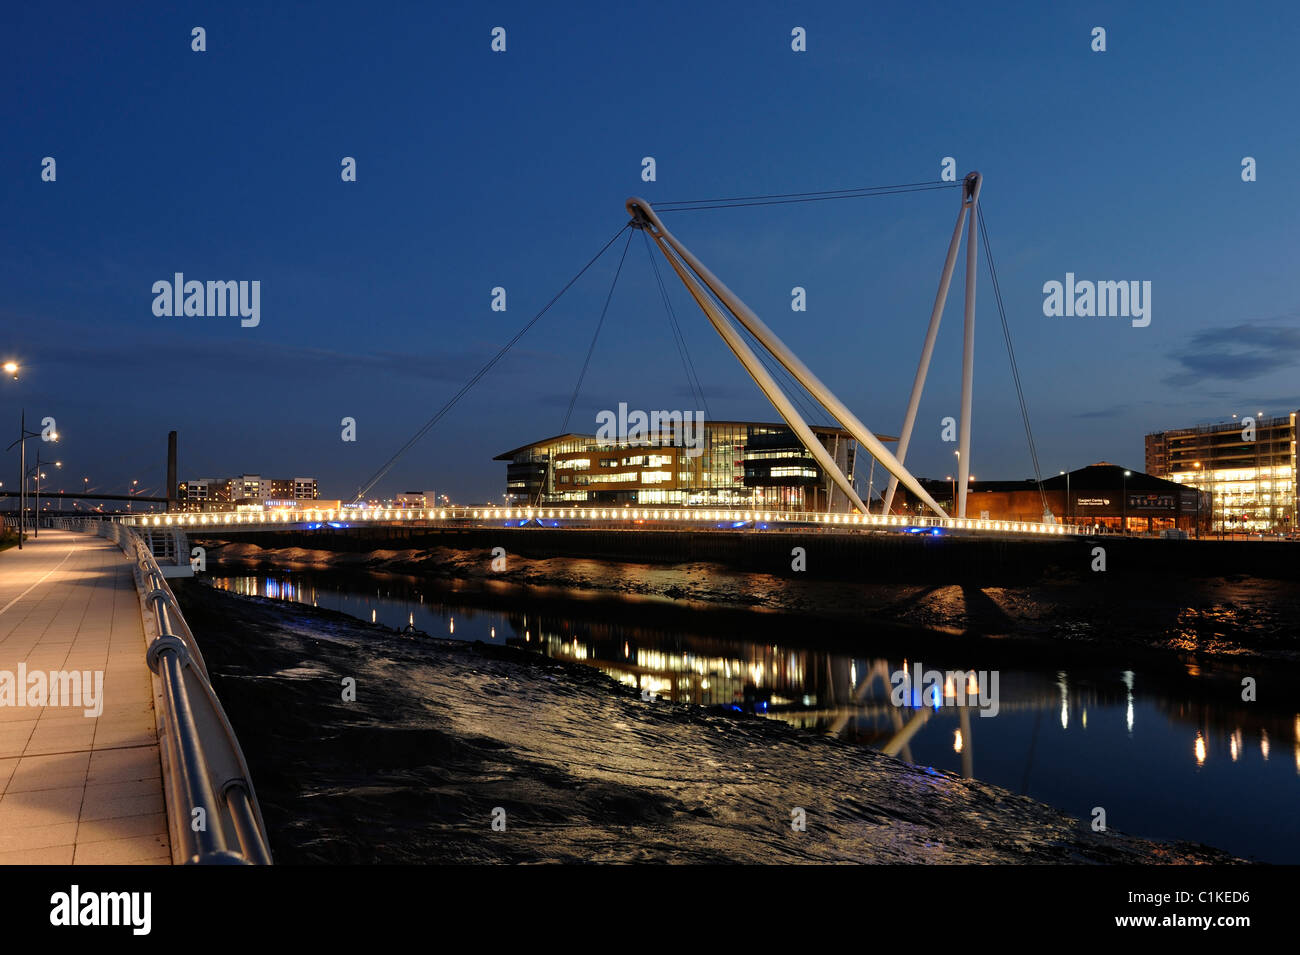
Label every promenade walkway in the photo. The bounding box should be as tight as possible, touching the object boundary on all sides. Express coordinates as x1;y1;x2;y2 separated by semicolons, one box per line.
0;529;171;864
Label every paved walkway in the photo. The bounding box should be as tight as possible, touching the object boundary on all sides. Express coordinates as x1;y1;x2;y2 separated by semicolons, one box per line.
0;529;171;864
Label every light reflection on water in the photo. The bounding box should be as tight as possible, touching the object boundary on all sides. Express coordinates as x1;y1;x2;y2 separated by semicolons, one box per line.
210;571;1300;862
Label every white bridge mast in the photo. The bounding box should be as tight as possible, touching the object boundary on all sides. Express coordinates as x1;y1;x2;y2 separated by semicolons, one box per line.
883;171;982;518
628;195;950;519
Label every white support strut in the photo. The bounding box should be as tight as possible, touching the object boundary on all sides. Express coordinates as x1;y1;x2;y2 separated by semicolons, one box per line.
628;196;948;519
652;227;868;514
882;173;976;515
956;173;982;518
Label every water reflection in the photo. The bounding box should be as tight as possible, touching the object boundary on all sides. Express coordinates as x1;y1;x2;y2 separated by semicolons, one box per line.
210;571;1300;862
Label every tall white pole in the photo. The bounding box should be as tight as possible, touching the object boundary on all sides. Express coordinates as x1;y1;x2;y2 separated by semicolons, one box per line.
883;188;970;515
18;410;25;549
956;172;982;518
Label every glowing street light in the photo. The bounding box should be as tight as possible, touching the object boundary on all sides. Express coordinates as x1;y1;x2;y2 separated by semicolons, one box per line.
5;370;50;546
1122;470;1132;534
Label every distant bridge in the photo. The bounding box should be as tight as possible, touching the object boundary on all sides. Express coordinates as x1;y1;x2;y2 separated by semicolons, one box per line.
1;489;169;504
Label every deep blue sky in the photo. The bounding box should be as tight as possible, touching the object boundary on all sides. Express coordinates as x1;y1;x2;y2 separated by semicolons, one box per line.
3;2;1297;503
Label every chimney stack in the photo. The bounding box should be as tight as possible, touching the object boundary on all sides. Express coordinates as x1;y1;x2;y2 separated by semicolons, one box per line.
167;431;178;511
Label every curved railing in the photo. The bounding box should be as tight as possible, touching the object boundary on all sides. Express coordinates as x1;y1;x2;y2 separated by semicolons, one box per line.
91;519;273;865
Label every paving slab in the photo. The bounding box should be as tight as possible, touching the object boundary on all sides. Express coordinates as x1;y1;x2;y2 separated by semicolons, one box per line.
0;530;171;865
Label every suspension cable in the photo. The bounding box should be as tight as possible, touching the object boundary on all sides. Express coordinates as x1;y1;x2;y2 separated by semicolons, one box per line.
641;230;712;419
351;224;632;504
658;236;833;430
977;203;1049;517
656;180;961;213
735;316;832;428
561;229;634;433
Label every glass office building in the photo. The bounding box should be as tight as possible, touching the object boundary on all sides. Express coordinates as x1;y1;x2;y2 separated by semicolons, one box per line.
496;421;865;512
1146;412;1298;534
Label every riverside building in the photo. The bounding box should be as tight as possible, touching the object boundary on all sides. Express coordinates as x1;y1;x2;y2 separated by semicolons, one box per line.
496;421;873;512
893;463;1209;535
177;474;319;511
1146;412;1298;534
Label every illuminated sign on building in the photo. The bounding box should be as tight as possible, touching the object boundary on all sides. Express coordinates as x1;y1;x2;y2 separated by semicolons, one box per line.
1128;493;1175;511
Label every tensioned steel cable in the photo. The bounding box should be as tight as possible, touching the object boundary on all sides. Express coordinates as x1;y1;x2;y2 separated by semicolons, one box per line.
977;202;1048;516
659;236;834;430
561;229;634;434
735;316;833;428
641;230;712;419
655;180;961;213
351;224;632;504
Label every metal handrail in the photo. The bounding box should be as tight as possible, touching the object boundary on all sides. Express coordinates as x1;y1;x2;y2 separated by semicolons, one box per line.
110;505;1083;536
88;519;272;865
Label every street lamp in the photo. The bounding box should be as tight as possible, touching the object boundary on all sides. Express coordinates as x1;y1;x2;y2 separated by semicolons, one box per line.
4;362;54;548
1059;470;1071;525
952;450;962;517
946;474;954;509
1192;462;1202;538
1122;470;1131;535
25;455;60;538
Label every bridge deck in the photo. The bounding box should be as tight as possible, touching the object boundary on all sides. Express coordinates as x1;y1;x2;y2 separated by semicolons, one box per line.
0;530;171;864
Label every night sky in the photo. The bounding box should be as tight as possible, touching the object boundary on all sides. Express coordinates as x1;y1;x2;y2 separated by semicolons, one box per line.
3;2;1297;503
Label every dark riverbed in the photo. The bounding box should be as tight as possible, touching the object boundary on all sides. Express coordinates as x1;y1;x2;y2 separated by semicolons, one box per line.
200;538;1300;662
175;573;1252;864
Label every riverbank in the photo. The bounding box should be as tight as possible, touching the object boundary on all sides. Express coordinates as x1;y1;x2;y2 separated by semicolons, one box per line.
173;580;1240;864
196;538;1300;663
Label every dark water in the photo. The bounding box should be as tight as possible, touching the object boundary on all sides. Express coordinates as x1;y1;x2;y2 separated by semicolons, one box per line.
209;570;1300;863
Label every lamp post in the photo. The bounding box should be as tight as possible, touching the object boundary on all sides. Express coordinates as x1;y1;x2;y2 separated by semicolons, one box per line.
953;450;960;517
6;405;56;548
3;361;28;546
26;456;60;537
1059;470;1071;525
1193;461;1202;539
1122;470;1131;535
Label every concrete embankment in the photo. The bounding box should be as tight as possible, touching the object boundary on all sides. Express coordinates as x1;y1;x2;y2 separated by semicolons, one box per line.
191;525;1300;663
191;524;1298;584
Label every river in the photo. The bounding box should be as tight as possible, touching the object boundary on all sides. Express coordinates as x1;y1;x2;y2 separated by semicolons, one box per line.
204;568;1299;863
